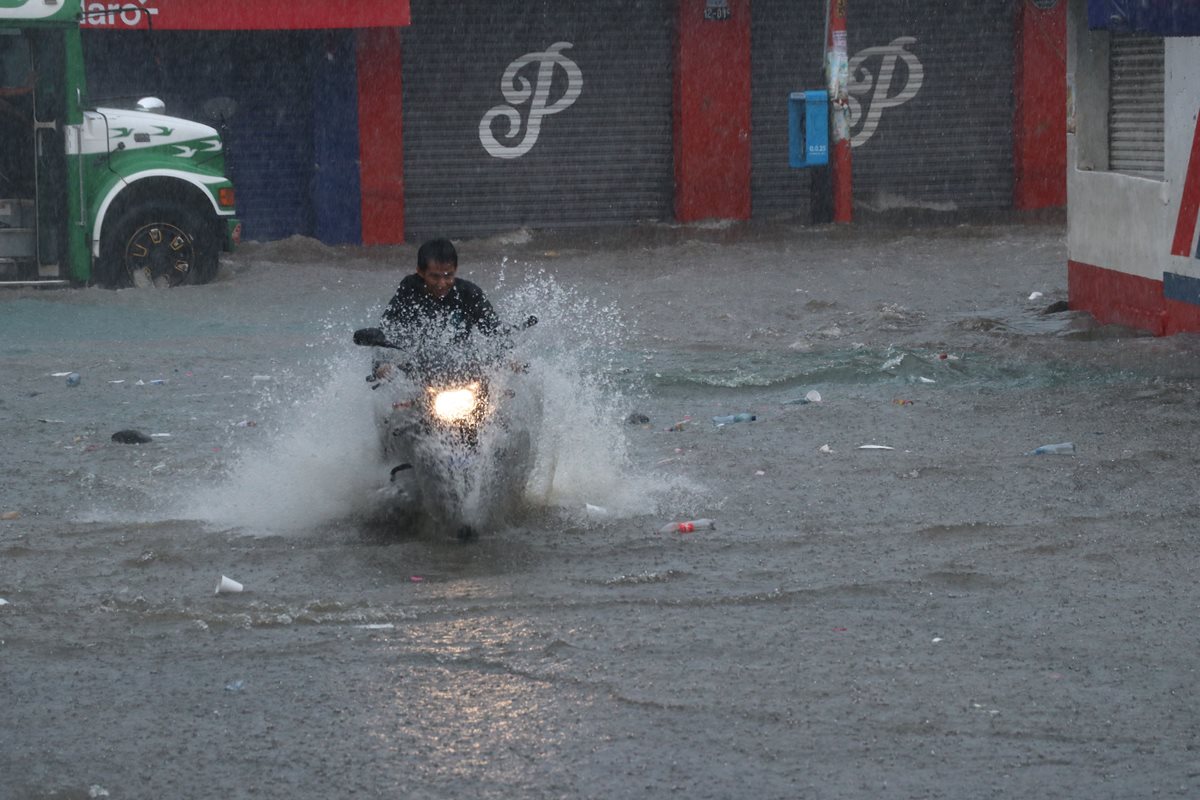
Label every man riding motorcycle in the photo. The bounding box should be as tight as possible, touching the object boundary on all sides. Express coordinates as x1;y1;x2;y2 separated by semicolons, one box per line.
359;237;536;539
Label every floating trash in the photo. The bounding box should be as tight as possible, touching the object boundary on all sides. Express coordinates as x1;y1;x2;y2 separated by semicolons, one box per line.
111;430;152;444
1024;442;1075;456
215;575;244;594
658;518;716;534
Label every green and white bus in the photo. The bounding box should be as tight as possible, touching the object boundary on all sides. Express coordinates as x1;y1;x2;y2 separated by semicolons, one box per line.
0;0;239;288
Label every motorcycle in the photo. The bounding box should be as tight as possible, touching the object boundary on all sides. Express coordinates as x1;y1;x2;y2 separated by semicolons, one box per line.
352;317;539;540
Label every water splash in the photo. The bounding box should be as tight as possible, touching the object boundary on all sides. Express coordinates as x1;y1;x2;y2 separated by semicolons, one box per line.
159;270;690;535
497;268;692;517
177;348;383;534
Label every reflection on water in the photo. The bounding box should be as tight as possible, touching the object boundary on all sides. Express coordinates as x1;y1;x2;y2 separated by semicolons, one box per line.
6;224;1200;799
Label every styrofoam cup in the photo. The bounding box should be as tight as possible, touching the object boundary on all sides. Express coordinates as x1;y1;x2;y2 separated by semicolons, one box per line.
215;575;244;594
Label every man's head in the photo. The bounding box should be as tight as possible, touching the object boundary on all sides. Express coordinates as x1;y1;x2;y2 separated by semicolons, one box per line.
416;238;458;299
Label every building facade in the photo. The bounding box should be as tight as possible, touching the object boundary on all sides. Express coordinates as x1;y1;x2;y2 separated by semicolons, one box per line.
79;1;1065;245
1067;0;1200;335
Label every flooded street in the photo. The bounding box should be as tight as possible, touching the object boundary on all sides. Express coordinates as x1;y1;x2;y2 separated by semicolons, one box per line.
3;220;1199;799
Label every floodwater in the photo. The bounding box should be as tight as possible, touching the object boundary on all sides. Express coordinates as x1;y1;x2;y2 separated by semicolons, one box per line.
2;220;1199;799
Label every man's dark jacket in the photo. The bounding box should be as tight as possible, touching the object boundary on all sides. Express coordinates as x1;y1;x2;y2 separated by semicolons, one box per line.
381;274;499;345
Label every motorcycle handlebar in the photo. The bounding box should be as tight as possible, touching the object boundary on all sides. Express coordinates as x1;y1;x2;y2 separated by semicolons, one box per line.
354;315;537;349
353;327;396;348
504;315;538;334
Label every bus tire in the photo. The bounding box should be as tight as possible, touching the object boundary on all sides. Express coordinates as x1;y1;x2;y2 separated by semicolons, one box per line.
98;199;218;288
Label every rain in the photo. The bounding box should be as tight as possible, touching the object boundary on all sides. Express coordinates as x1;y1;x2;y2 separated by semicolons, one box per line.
4;1;1200;798
5;222;1200;798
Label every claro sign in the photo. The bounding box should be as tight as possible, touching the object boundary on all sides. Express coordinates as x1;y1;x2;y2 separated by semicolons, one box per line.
80;1;158;27
79;0;410;30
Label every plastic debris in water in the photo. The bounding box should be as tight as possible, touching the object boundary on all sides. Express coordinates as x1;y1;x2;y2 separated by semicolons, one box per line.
858;444;894;450
111;430;153;444
215;575;244;594
1024;442;1075;456
658;518;716;534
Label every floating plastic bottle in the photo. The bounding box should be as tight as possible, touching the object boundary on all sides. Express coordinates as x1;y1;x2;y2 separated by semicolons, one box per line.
712;413;755;425
784;390;822;405
1025;442;1075;455
658;518;716;534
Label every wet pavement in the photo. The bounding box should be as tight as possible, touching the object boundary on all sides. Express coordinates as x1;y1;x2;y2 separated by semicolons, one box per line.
2;219;1199;799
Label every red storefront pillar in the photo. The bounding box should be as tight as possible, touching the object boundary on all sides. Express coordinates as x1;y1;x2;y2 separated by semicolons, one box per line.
674;0;752;222
1014;0;1067;210
357;28;406;245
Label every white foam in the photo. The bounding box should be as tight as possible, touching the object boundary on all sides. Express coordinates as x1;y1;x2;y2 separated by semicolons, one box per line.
179;355;383;534
93;272;696;535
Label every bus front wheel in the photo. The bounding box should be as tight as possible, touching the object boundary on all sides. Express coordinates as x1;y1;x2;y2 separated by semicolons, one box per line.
97;200;218;288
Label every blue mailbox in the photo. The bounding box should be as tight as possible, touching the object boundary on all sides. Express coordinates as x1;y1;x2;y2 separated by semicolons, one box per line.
788;90;829;168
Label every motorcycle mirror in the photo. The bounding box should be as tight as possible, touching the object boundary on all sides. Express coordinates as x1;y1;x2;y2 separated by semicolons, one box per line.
353;327;388;347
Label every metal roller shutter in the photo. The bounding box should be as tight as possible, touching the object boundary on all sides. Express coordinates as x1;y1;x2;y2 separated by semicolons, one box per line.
749;0;825;219
402;0;673;240
1108;34;1164;179
847;0;1014;211
221;32;316;242
83;30;318;242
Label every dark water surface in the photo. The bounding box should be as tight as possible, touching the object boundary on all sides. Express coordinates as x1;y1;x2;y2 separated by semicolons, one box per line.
3;221;1199;799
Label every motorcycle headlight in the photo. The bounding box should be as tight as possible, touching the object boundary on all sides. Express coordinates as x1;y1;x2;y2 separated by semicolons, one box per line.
430;383;479;423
